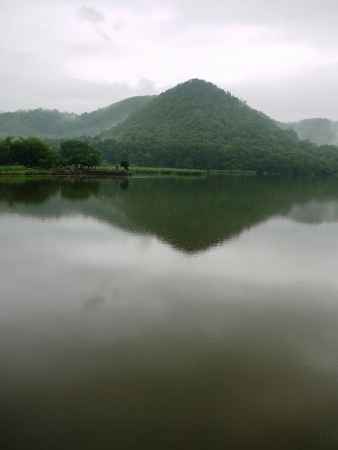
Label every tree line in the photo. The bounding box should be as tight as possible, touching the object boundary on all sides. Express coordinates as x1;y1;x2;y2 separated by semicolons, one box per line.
2;134;338;177
0;137;102;169
90;137;338;176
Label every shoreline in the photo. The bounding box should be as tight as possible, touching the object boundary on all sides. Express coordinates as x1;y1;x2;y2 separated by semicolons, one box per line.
0;166;209;178
0;168;129;178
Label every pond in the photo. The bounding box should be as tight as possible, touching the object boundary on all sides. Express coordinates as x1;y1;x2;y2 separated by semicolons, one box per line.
1;176;338;449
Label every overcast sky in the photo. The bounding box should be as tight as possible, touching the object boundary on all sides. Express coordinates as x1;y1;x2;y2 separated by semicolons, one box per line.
1;0;338;120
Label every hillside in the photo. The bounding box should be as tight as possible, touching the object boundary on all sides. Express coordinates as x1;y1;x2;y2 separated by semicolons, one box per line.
282;118;338;145
2;78;338;175
100;79;338;175
106;79;290;145
0;96;153;138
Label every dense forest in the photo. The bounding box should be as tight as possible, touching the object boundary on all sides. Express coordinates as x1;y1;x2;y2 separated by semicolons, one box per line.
2;79;338;176
0;137;101;168
0;96;153;138
2;82;338;148
95;80;338;175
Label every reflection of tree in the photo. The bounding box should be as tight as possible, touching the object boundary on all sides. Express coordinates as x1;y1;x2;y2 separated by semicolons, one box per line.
60;181;100;200
120;179;129;191
0;181;59;205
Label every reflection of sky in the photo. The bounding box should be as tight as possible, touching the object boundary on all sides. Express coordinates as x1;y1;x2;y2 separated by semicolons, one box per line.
2;209;338;448
1;211;338;321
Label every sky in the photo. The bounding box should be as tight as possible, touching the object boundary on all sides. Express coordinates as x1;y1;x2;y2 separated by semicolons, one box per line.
1;0;338;121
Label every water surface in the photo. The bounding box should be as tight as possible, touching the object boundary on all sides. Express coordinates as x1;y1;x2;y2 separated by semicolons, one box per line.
2;176;338;449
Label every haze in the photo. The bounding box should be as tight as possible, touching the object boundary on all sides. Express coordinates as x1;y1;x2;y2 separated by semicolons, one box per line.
2;0;338;120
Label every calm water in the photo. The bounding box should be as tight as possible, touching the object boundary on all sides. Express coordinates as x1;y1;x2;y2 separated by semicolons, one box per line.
2;176;338;449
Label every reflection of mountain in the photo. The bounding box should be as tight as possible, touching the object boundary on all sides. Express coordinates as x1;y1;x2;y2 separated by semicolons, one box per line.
1;177;338;253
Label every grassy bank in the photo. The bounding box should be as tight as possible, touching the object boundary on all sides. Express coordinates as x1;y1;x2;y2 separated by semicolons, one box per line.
0;165;28;174
0;166;126;177
0;165;206;178
0;166;51;176
0;165;257;178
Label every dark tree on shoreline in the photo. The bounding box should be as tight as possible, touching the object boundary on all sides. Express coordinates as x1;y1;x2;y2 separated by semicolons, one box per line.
0;137;56;168
59;140;101;168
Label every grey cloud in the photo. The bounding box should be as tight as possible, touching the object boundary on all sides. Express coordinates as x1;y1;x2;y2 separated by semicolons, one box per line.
2;0;338;119
78;5;113;42
92;0;338;33
229;62;338;121
79;5;105;23
176;0;338;28
0;60;158;112
120;0;338;48
95;28;112;42
0;40;155;112
112;20;125;32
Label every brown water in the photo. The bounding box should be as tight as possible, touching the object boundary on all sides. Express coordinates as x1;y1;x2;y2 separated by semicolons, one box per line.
1;176;338;449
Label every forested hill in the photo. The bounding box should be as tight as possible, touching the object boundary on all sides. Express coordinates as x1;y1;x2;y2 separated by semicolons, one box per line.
99;79;338;175
0;96;153;138
281;118;338;146
2;78;338;175
105;79;288;145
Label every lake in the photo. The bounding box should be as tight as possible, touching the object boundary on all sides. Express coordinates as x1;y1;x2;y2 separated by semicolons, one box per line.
2;176;338;449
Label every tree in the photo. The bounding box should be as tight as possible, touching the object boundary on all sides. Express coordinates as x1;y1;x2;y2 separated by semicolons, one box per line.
0;137;56;168
0;137;12;165
60;140;101;168
120;160;130;171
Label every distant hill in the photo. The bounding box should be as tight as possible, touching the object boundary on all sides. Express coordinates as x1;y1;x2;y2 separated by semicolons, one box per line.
0;96;153;138
281;118;338;146
100;79;338;175
2;78;338;175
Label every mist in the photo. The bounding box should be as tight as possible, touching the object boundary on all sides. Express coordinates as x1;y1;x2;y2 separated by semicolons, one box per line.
1;0;338;120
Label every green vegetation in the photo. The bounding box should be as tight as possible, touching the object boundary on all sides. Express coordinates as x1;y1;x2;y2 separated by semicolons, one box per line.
0;137;101;171
0;165;26;173
0;137;57;168
0;96;153;138
96;79;338;176
59;140;101;168
2;79;338;176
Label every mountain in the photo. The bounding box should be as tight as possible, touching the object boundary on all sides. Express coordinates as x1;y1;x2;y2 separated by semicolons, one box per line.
0;96;153;139
2;78;338;175
105;79;291;146
100;79;338;175
281;118;338;146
